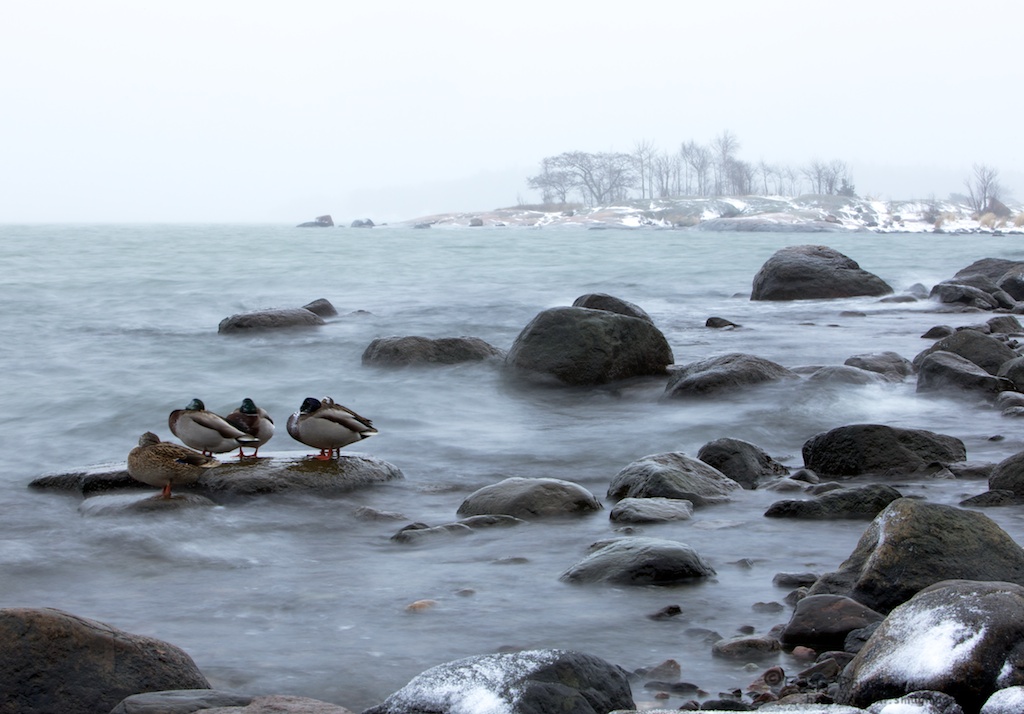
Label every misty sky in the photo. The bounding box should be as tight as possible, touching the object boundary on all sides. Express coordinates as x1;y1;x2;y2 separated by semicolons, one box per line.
2;1;1021;223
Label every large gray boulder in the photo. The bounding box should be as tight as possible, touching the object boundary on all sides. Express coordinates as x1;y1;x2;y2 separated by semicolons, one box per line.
218;307;325;333
697;437;789;489
362;335;505;366
912;330;1018;375
0;608;210;714
663;353;798;399
110;689;254;713
456;477;602;519
837;580;1024;714
917;351;1013;397
801;424;966;479
559;536;716;585
607;452;741;506
764;484;903;520
751;245;893;300
362;649;634;714
504;306;673;386
807;499;1024;613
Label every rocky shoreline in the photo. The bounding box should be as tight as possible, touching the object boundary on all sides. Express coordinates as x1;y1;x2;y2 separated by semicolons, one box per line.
12;245;1024;713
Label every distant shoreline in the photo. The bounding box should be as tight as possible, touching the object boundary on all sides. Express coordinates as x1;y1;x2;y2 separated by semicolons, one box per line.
380;194;1024;234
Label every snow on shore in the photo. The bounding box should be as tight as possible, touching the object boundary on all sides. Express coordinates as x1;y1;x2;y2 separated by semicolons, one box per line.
402;195;1024;234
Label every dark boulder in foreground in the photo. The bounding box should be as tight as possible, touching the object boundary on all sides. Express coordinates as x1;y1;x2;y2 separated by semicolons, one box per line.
559;536;715;585
218;307;324;333
456;477;602;519
362;649;634;714
837;580;1024;714
765;483;903;520
504;306;673;386
697;437;789;489
0;607;210;714
750;245;893;301
802;423;966;479
607;452;741;506
663;352;798;399
571;293;653;322
362;335;505;366
808;499;1024;613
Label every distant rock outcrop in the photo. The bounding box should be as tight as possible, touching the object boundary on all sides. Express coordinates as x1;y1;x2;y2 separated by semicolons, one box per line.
350;218;375;228
297;214;333;227
751;245;893;300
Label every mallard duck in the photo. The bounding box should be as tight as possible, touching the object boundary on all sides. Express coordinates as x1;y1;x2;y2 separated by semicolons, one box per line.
127;431;220;498
225;397;275;457
168;398;260;457
286;396;378;460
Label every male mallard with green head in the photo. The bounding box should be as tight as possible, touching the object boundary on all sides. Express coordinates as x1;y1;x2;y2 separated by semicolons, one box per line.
127;431;220;498
169;398;260;457
286;396;378;460
225;397;275;457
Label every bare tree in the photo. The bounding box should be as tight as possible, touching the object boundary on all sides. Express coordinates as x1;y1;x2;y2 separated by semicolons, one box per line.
526;156;575;204
632;140;657;200
652;151;678;198
681;140;711;197
757;160;777;195
964;164;1002;214
711;130;740;195
539;151;636;206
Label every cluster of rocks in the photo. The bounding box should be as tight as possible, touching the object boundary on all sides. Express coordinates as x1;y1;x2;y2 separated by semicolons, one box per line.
19;245;1024;713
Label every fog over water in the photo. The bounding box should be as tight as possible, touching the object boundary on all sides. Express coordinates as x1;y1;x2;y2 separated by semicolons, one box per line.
2;224;1024;709
2;1;1023;223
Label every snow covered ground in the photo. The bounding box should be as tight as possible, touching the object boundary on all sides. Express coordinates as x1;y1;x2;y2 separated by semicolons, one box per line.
403;195;1024;234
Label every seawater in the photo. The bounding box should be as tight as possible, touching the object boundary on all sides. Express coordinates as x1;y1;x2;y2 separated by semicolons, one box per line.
2;223;1024;710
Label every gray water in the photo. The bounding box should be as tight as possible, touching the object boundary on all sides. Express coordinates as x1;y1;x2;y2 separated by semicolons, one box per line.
2;223;1024;711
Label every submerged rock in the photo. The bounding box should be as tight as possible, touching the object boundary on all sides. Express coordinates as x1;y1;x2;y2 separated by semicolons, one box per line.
362;335;505;366
457;477;602;519
362;649;634;714
218;307;324;333
663;353;798;399
837;580;1024;713
764;484;902;520
0;607;210;714
801;424;966;479
504;306;673;386
808;499;1024;613
559;536;715;585
697;437;789;489
607;452;741;506
750;245;893;301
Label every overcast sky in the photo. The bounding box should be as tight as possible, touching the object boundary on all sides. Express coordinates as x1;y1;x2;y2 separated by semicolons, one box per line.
2;1;1021;223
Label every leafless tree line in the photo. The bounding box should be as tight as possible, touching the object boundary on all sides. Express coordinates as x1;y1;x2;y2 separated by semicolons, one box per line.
527;131;855;206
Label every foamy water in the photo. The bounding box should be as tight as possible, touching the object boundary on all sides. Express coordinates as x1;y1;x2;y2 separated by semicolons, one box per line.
2;223;1024;710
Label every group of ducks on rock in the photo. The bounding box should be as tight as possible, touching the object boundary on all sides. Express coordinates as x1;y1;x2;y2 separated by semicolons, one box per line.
127;397;378;499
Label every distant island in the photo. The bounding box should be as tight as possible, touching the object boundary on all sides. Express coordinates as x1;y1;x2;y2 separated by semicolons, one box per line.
398;193;1023;233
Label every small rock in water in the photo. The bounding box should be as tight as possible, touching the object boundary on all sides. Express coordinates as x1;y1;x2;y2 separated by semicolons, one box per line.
404;600;438;612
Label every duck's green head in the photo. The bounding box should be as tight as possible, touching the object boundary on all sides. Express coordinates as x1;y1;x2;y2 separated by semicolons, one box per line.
299;397;321;414
239;398;258;414
186;398;205;411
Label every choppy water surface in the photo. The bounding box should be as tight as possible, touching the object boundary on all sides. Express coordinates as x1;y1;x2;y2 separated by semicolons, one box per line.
2;223;1024;710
